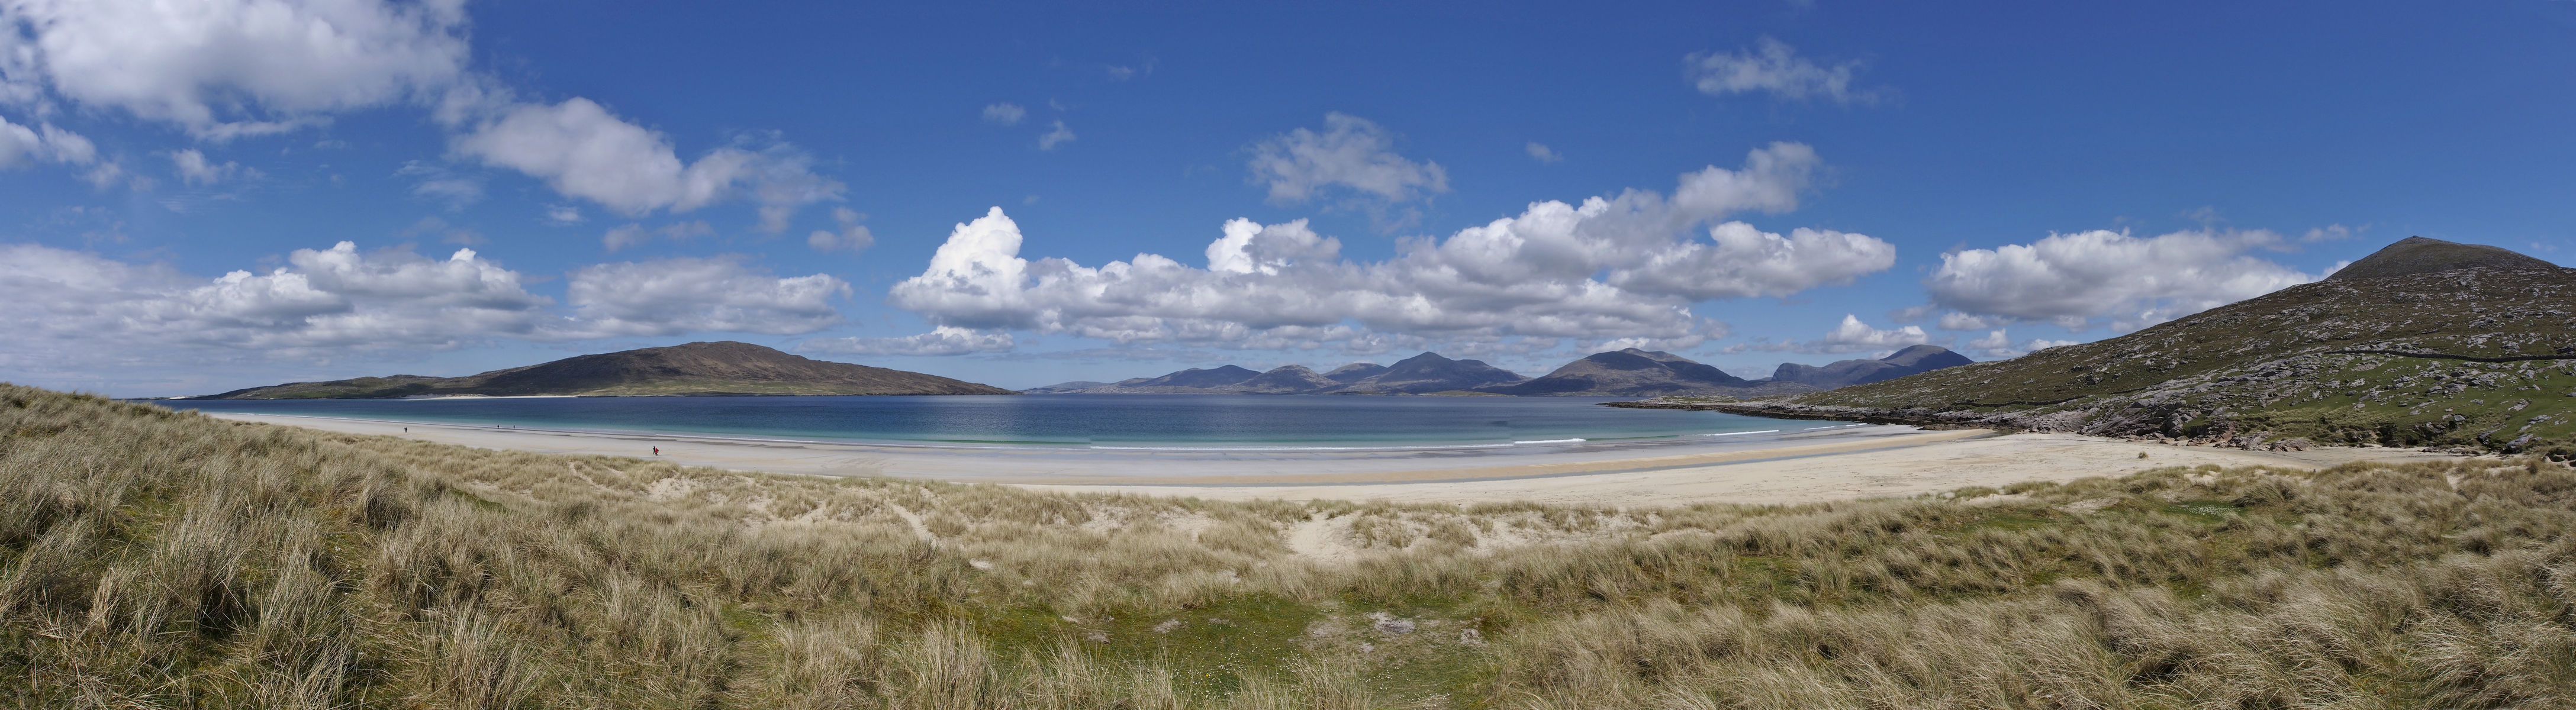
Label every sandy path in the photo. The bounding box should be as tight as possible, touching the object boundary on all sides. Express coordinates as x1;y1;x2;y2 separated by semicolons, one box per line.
205;412;2461;507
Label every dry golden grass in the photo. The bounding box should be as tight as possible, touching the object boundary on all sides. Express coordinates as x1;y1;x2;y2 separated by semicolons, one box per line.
4;383;2574;708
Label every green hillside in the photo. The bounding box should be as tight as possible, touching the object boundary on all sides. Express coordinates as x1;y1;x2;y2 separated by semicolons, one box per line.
8;384;2576;706
1628;238;2576;456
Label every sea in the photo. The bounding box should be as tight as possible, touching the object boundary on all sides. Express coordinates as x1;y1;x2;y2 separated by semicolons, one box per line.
160;394;1816;452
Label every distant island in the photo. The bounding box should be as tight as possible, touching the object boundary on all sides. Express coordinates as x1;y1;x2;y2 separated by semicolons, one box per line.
195;341;1015;399
1023;345;1972;396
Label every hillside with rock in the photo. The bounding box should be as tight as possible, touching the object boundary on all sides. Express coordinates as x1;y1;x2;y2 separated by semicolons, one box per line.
1485;348;1816;396
1033;346;1975;396
201;341;1016;398
1618;237;2576;457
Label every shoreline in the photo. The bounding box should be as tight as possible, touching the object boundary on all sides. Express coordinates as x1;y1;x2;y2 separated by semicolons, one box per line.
199;410;2474;506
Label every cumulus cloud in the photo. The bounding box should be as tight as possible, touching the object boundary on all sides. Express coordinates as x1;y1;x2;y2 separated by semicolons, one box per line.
600;220;711;253
168;149;257;185
1607;221;1894;300
0;115;96;169
446;98;844;228
1926;228;2323;331
1748;314;1928;354
1686;37;1876;104
981;102;1026;125
1525;141;1563;164
0;0;471;138
887;143;1889;354
1936;311;1996;331
541;204;584;225
563;257;848;337
807;207;873;253
1247;113;1448;205
0;241;855;369
2;1;843;221
797;327;1014;357
0;241;549;358
1036;120;1074;150
1970;329;2081;359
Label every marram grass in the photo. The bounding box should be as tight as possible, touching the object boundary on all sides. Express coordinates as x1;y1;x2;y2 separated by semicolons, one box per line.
2;383;2572;708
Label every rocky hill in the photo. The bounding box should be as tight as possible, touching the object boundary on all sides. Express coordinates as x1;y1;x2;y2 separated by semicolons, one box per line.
200;341;1016;398
1770;344;1975;390
1032;353;1530;395
1230;364;1342;393
1334;352;1528;393
1033;346;1975;396
1486;348;1813;396
1621;237;2576;456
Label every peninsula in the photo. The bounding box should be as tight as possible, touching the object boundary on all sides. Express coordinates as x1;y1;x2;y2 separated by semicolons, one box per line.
196;341;1015;399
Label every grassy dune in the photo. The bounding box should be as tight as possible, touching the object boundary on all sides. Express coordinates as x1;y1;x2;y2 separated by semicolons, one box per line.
4;384;2575;708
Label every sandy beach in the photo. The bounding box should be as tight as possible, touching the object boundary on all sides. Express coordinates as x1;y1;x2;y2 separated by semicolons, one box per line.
205;411;2466;507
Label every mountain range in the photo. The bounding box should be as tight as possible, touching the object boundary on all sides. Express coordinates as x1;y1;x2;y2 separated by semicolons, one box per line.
197;341;1015;398
1620;237;2576;456
1023;346;1971;396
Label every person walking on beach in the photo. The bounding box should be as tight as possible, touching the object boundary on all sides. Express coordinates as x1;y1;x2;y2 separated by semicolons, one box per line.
652;447;659;456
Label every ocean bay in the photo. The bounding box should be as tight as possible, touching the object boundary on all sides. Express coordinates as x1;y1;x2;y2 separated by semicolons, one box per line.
165;393;1809;451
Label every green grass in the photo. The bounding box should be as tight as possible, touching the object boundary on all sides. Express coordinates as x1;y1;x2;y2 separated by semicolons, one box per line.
6;383;2576;708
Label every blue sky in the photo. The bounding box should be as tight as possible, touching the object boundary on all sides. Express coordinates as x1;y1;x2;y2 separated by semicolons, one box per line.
2;0;2571;396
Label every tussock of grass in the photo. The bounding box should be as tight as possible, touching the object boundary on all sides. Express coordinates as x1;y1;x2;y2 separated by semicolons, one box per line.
4;383;2575;707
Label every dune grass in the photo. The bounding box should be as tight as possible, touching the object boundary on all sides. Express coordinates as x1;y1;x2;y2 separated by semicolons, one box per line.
4;383;2574;708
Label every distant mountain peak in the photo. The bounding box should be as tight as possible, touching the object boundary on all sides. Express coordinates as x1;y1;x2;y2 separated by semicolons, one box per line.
2325;236;2559;282
1767;345;1973;390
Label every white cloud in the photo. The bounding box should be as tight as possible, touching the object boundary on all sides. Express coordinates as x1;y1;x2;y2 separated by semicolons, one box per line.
1686;37;1876;104
601;224;647;252
1525;141;1563;164
1036;120;1074;150
888;143;1889;353
1936;311;1995;331
0;241;549;358
1247;113;1448;205
563;257;848;337
447;97;843;229
1751;314;1928;354
0;241;858;375
1970;329;2081;359
168;149;255;185
807;206;873;253
797;327;1014;357
0;115;97;169
1926;228;2323;331
600;220;711;253
542;204;584;225
0;0;471;138
1606;221;1893;300
395;159;481;208
981;102;1026;125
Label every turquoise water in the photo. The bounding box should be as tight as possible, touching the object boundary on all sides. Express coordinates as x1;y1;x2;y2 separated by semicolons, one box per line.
163;394;1804;450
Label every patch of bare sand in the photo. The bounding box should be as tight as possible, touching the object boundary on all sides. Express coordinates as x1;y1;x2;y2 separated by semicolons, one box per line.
1015;433;2463;508
203;412;2463;508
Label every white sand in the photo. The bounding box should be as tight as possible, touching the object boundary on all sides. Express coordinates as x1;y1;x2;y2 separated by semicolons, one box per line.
205;411;2465;508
